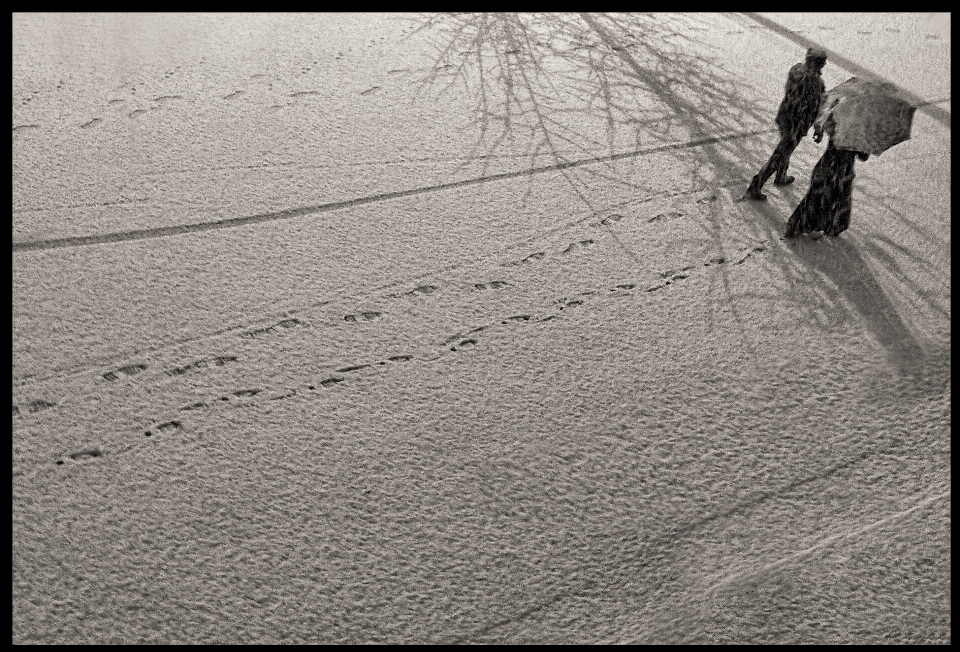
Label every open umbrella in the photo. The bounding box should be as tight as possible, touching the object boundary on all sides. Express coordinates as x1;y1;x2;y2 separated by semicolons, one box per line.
814;77;917;156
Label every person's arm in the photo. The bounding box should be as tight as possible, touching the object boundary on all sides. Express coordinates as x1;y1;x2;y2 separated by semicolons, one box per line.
813;113;833;143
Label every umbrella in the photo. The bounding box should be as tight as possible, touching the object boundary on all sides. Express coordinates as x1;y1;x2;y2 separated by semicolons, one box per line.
814;77;917;156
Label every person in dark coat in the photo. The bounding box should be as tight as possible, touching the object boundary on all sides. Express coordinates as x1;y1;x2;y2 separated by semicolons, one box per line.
746;48;828;201
783;123;869;238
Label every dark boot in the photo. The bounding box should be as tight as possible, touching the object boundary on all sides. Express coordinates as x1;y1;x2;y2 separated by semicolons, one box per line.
746;175;767;201
774;175;795;186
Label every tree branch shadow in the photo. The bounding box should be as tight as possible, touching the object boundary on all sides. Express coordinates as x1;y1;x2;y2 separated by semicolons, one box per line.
407;13;947;378
407;12;773;208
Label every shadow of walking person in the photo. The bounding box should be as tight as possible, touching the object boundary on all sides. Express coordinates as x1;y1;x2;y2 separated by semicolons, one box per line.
782;232;929;378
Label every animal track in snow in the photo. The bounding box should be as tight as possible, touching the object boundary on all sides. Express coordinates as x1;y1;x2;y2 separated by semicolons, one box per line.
599;213;624;226
223;90;244;100
79;118;102;129
103;364;147;382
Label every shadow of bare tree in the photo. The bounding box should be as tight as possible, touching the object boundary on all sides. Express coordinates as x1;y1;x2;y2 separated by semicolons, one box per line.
407;12;774;206
407;13;947;376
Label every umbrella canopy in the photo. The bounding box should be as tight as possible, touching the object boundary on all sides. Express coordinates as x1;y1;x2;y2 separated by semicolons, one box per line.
815;77;917;156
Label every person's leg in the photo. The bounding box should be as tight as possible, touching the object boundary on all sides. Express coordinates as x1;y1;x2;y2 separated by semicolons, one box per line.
825;179;854;236
747;133;795;199
773;134;800;185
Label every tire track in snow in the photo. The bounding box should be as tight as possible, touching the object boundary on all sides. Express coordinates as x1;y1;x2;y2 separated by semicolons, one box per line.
621;484;951;644
14;237;947;644
12;130;772;253
453;439;949;644
11;182;744;389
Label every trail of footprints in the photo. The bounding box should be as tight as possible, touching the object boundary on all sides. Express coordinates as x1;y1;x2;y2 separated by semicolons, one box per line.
16;223;771;474
15;51;392;134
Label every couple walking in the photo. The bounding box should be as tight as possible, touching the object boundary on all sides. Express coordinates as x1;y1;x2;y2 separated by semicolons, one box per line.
746;48;869;238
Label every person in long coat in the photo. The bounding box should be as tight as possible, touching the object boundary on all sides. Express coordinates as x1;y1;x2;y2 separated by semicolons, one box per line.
746;48;828;201
783;127;869;238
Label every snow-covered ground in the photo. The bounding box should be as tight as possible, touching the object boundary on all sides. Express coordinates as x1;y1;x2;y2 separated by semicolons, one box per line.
13;13;949;643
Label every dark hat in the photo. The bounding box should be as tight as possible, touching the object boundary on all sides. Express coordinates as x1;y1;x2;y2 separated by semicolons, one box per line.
806;47;828;62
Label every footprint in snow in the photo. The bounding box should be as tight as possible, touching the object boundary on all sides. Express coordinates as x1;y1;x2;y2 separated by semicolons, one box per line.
336;364;372;373
504;252;545;266
556;298;584;310
103;364;147;382
561;239;595;254
242;318;303;337
166;355;238;377
15;399;57;415
648;211;683;223
56;449;103;465
661;267;693;281
344;311;382;323
473;281;510;290
316;377;345;388
407;285;439;296
144;420;182;437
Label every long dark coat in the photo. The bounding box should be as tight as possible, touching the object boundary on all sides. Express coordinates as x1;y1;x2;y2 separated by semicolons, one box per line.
775;61;826;137
785;142;869;238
